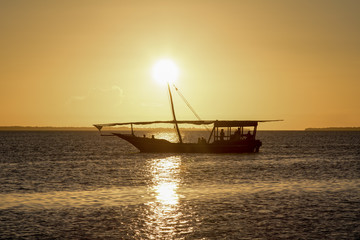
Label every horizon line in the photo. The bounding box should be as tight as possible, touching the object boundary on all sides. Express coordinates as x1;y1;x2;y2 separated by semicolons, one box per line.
0;126;360;131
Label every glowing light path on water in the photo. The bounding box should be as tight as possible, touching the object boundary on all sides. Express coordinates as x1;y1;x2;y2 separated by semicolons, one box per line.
143;156;183;238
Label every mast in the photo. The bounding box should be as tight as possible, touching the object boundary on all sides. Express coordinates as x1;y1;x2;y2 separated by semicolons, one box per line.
167;82;182;143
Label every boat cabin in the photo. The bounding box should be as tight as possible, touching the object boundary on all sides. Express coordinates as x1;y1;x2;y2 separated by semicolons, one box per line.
209;121;258;143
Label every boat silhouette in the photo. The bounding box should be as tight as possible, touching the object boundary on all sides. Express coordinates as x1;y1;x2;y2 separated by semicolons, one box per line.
94;83;280;153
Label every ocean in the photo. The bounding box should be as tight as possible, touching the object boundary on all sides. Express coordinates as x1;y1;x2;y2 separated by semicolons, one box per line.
0;131;359;239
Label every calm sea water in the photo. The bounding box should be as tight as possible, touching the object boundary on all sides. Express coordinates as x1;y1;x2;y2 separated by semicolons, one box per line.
0;131;359;239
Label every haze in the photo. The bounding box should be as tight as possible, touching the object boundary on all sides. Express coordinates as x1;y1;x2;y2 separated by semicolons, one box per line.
1;1;359;130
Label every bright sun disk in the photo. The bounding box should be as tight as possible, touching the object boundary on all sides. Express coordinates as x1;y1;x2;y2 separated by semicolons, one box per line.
152;59;179;85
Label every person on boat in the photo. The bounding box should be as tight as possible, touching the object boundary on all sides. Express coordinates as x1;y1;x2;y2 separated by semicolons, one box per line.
198;137;206;144
246;131;252;140
233;127;241;140
220;129;225;141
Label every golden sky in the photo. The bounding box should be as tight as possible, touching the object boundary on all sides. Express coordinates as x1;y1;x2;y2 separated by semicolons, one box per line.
1;0;359;130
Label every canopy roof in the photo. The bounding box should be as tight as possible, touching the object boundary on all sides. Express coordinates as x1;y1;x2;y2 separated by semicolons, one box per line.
214;121;258;127
94;120;281;130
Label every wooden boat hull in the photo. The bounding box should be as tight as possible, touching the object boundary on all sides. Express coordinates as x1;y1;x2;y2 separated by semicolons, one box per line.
113;133;262;153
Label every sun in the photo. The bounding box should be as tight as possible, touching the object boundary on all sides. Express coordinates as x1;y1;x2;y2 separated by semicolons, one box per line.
152;59;179;85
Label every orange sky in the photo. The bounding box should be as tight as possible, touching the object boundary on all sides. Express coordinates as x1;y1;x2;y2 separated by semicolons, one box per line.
1;1;359;130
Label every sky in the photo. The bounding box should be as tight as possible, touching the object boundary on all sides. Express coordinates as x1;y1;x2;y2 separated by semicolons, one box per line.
1;0;359;130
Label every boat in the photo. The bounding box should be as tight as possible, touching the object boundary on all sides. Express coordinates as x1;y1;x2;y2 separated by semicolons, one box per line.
94;81;280;153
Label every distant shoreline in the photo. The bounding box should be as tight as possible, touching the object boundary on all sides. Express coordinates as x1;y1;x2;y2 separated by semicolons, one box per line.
1;126;359;131
305;127;360;131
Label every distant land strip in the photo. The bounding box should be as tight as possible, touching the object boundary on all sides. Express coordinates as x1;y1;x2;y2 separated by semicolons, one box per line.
2;126;359;131
305;127;360;131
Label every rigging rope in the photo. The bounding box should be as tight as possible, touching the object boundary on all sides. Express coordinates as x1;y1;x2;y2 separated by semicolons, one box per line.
173;84;211;132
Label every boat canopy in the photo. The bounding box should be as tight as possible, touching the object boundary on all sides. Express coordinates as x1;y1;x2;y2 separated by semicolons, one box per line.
94;120;281;130
214;121;258;127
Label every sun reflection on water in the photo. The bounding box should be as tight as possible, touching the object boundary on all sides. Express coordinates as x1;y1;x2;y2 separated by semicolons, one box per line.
142;156;186;239
154;132;179;143
155;182;179;205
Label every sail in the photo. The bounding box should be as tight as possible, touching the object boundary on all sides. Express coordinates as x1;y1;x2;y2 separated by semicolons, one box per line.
93;120;282;128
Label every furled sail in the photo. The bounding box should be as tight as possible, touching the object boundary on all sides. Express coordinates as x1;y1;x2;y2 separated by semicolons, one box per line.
93;120;282;128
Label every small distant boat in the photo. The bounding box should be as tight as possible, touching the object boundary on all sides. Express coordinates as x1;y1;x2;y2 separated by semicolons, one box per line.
94;83;280;153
